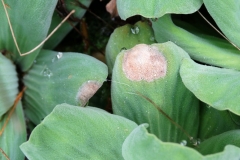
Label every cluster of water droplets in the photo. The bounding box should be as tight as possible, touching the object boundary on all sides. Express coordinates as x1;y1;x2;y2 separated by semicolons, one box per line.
41;66;53;78
131;26;140;34
180;138;201;146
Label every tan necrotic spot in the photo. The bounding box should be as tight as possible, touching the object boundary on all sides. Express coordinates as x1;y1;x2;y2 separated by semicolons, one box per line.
122;44;167;82
76;80;102;106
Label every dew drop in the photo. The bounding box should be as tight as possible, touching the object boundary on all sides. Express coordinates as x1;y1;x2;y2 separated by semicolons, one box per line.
131;26;140;34
41;67;53;78
52;52;63;62
190;138;201;146
180;140;187;146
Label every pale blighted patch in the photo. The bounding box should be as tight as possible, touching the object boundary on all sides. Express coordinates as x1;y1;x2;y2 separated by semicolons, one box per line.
76;80;102;106
122;44;167;82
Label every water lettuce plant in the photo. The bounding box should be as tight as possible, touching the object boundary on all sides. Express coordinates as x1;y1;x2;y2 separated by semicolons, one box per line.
1;0;240;159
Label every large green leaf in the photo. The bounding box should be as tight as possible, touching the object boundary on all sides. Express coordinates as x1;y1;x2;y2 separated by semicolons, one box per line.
122;124;240;160
180;58;240;115
112;42;199;143
0;101;26;160
23;50;108;124
0;53;18;117
0;0;57;71
44;0;92;49
197;130;240;155
106;21;156;74
204;0;240;48
152;15;240;70
20;104;137;160
117;0;203;20
198;103;240;140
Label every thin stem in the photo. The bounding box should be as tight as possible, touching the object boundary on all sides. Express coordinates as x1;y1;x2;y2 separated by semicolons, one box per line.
198;11;240;51
0;148;10;160
135;91;192;140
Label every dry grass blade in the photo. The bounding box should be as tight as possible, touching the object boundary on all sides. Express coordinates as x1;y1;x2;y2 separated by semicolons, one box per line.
0;148;10;160
0;87;26;136
1;0;75;56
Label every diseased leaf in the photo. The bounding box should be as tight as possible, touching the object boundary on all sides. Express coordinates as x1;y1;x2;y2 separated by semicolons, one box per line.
23;50;108;124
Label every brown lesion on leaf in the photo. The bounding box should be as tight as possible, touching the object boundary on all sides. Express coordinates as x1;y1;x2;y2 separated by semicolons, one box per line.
122;44;167;82
76;80;102;106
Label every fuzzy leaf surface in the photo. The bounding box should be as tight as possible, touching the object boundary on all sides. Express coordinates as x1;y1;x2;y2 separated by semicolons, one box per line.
152;15;240;71
20;104;137;160
106;21;156;74
0;101;26;160
122;124;240;160
23;50;108;124
198;103;240;140
204;0;240;48
112;42;199;143
197;130;240;155
0;0;57;71
117;0;203;20
180;58;240;115
0;53;18;117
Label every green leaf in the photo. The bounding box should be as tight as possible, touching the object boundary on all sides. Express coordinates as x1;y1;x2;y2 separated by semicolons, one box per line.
180;58;240;115
198;103;240;140
117;0;203;20
0;101;26;160
23;50;108;124
122;124;240;160
0;53;18;117
112;42;199;143
0;0;57;71
20;104;137;160
204;0;240;48
106;21;156;74
44;0;92;49
152;15;240;71
197;130;240;155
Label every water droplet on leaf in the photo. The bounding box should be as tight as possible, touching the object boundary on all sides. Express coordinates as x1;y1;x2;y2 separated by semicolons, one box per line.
52;52;63;62
131;26;139;34
41;66;53;78
180;140;187;146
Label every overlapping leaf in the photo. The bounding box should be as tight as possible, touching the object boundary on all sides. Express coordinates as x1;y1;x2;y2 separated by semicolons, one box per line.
23;50;108;124
0;101;26;160
20;104;137;159
112;42;199;143
0;53;18;117
117;0;203;20
122;124;240;160
0;0;57;71
180;58;240;115
152;15;240;70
